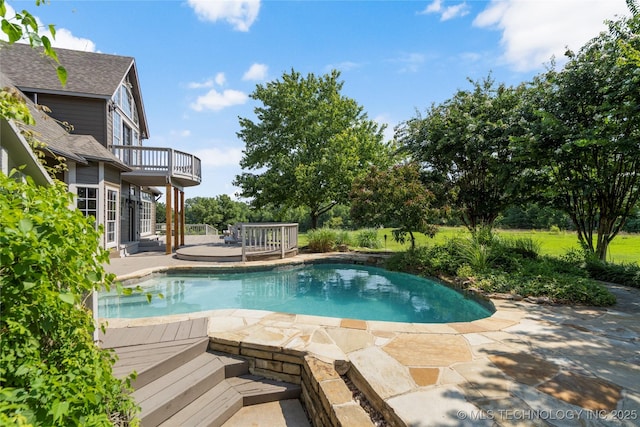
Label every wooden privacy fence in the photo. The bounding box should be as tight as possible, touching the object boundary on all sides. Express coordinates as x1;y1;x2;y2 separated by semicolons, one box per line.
239;223;298;262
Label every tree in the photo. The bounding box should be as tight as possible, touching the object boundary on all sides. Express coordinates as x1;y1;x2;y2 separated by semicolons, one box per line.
350;163;438;248
184;195;250;231
523;5;640;261
234;69;391;229
396;76;528;234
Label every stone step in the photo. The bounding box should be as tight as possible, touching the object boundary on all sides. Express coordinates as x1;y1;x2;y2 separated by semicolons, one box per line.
134;352;233;426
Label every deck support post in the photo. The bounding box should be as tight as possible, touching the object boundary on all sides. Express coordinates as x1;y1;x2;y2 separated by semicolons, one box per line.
165;183;172;254
173;187;179;250
180;191;185;247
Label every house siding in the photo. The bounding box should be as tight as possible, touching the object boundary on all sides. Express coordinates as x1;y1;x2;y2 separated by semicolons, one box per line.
76;163;99;185
34;94;108;146
104;165;120;185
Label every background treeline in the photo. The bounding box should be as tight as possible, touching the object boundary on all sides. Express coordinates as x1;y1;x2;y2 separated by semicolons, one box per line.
159;198;640;234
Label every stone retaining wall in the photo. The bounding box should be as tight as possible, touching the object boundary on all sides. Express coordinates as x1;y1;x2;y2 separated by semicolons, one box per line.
209;337;374;427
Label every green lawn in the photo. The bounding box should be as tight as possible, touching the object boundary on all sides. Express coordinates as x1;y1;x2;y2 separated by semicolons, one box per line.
300;227;640;264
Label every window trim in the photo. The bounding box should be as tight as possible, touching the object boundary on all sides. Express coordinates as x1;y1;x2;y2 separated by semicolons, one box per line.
105;187;119;248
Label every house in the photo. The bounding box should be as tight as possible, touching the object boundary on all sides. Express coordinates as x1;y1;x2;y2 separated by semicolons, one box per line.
1;43;201;255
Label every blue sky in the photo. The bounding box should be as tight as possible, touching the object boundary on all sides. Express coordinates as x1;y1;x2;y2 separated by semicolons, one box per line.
4;0;631;199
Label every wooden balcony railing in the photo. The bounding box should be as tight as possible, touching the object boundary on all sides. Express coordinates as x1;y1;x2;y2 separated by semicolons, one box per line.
110;145;201;184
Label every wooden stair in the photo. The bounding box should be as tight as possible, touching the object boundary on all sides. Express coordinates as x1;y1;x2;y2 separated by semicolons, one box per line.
103;320;301;427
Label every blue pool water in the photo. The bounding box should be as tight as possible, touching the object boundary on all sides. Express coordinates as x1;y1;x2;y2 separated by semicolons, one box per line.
98;264;493;323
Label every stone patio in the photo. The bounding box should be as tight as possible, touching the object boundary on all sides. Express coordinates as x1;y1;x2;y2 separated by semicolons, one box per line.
104;253;640;426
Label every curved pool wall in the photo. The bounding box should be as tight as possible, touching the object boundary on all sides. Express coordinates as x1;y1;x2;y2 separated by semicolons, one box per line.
100;260;495;323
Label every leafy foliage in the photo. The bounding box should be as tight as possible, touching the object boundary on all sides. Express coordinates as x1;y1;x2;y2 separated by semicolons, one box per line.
350;163;438;248
584;258;640;288
0;173;139;426
522;8;640;261
234;69;392;228
184;195;250;231
355;229;382;249
306;228;342;252
385;232;615;306
396;76;528;232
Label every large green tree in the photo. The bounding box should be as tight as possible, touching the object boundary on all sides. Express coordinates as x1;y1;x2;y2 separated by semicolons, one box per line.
350;163;438;248
523;4;640;261
234;69;391;229
184;195;250;231
396;76;527;233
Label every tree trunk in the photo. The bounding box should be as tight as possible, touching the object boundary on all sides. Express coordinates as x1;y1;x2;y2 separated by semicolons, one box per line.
310;212;319;230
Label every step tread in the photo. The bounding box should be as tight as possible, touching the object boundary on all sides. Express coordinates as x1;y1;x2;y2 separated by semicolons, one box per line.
134;352;227;425
158;381;243;427
227;375;302;406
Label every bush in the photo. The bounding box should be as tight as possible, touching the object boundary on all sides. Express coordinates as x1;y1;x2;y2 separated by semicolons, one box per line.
474;271;616;305
386;233;616;306
355;229;382;249
307;228;339;252
0;173;138;426
584;258;640;288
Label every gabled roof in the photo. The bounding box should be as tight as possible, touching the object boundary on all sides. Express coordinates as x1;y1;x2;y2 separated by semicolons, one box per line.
0;42;149;139
1;70;131;171
1;42;133;97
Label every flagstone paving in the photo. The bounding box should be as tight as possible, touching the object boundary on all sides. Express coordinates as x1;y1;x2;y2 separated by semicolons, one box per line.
104;253;640;426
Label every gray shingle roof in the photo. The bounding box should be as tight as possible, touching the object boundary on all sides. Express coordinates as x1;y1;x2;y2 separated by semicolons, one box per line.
1;70;130;170
0;42;133;97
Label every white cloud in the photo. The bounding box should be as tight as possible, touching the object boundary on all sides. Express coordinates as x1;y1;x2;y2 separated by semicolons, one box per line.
193;147;243;167
1;3;96;51
242;63;268;81
473;0;630;72
187;79;215;89
187;0;261;32
420;0;469;21
50;28;96;51
392;52;426;73
215;72;226;86
188;73;226;89
190;88;248;112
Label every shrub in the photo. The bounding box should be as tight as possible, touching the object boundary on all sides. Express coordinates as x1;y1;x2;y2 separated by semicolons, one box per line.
500;237;541;259
584;258;640;288
474;271;616;305
335;229;354;247
0;173;138;426
307;228;339;252
355;229;382;249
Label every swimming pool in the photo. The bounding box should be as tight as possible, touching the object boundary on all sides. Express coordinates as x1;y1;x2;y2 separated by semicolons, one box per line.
98;263;493;323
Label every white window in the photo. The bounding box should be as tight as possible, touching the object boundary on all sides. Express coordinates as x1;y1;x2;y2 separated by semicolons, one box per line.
77;187;98;227
113;112;122;146
106;189;118;246
140;192;153;235
121;85;133;119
